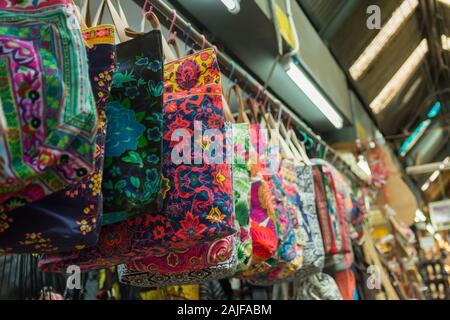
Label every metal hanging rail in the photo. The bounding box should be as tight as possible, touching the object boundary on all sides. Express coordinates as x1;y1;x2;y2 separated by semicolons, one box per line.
132;0;367;187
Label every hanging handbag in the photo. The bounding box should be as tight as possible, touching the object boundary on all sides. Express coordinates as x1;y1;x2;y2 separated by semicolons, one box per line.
0;0;98;212
0;22;116;254
224;84;252;272
88;0;164;225
116;39;240;286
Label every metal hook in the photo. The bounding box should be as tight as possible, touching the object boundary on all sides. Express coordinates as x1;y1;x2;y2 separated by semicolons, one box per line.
168;9;177;37
142;0;153;15
200;34;206;50
184;23;192;50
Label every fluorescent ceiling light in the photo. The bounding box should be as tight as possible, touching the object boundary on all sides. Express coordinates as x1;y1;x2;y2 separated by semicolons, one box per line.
220;0;240;14
370;39;428;114
442;35;450;50
427;102;441;118
430;170;440;182
349;0;419;80
438;0;450;7
286;61;344;129
357;155;372;177
399;119;431;157
421;181;430;191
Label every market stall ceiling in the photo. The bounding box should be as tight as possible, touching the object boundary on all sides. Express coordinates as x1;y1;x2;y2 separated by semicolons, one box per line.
299;0;450;198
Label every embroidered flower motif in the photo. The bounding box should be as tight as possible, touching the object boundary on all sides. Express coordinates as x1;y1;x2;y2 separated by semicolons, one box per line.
125;86;140;99
89;172;102;196
206;207;226;224
109;165;121;177
212;164;231;194
147;127;161;142
160;175;170;200
147;154;159;164
207;113;222;129
105;101;145;157
166;252;180;268
152;225;165;240
176;211;207;240
175;59;201;90
0;213;12;233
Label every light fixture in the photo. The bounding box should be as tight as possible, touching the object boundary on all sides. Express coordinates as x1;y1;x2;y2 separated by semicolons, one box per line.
370;39;428;114
421;181;430;192
285;61;344;129
430;170;440;182
357;155;372;177
427;102;441;118
442;35;450;50
349;0;419;80
220;0;240;14
399;119;431;157
438;0;450;7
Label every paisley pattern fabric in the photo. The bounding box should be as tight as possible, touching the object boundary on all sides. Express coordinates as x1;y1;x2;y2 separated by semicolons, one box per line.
101;30;163;225
38;48;235;271
117;239;237;287
0;25;115;254
292;165;325;280
231;123;252;272
294;273;343;300
0;1;97;213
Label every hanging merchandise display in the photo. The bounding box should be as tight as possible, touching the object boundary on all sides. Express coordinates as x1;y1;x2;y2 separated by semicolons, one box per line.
0;23;115;254
0;0;436;303
0;0;98;213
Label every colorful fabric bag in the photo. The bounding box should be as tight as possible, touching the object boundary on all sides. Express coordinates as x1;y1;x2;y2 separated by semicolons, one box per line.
239;124;280;276
39;48;236;271
0;0;98;213
292;164;325;279
0;25;115;255
246;159;305;284
231;122;252;272
101;26;164;225
117;236;238;287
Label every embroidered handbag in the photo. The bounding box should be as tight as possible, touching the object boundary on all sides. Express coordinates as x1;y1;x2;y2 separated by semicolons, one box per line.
224;84;252;272
117;237;238;287
245;159;305;284
292;164;326;279
0;0;98;213
87;0;164;225
0;24;115;255
239;124;280;276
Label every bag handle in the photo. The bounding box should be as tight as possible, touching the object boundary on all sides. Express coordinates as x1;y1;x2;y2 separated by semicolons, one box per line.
125;11;176;63
225;84;248;124
92;0;129;43
78;0;91;28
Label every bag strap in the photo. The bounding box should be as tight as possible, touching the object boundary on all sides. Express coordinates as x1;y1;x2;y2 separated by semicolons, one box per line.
79;0;91;27
92;0;129;43
125;11;176;63
225;84;248;124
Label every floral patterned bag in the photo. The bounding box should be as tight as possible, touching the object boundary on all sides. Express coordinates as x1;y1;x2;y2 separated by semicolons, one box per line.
92;5;164;225
0;0;98;213
245;159;305;284
0;24;115;255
